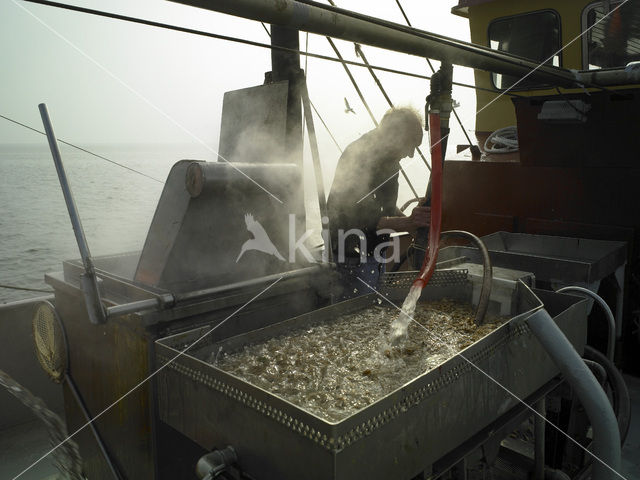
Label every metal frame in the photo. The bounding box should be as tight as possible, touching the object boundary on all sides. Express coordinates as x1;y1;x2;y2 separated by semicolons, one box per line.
581;0;623;70
487;9;563;91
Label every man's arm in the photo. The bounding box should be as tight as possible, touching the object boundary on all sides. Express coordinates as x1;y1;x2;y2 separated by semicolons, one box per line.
377;205;430;232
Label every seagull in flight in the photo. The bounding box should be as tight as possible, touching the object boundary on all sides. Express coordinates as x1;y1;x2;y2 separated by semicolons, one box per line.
236;213;285;262
344;97;355;114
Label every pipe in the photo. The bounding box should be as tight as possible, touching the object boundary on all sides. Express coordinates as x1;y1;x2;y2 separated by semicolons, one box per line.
39;103;106;325
583;345;632;444
67;379;123;479
583;358;607;387
0;294;54;312
300;80;331;258
527;308;621;480
106;265;325;318
270;25;303;166
440;230;492;325
412;113;443;290
556;286;615;363
170;0;578;87
196;446;238;479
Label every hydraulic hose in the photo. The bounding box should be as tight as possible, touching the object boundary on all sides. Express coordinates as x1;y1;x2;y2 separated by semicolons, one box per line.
583;345;631;444
412;113;443;290
556;286;616;362
440;230;492;325
527;309;621;480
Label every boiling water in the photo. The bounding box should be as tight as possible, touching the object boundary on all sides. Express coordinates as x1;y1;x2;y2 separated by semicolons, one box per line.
390;284;422;344
211;300;505;422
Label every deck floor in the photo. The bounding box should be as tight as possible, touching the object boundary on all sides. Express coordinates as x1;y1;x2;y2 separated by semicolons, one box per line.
1;376;639;479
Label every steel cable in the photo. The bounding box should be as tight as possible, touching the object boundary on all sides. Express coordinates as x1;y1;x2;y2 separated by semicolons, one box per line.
20;0;523;97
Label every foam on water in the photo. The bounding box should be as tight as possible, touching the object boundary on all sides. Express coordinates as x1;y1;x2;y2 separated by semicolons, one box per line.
390;283;422;344
211;301;506;422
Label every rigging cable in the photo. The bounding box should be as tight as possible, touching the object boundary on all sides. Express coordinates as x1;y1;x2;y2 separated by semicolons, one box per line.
310;102;342;153
260;22;270;38
393;0;478;153
0;113;164;183
353;43;431;172
20;0;524;98
325;0;430;172
325;36;420;198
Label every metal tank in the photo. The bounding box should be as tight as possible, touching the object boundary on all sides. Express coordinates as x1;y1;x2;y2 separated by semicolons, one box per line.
155;273;588;480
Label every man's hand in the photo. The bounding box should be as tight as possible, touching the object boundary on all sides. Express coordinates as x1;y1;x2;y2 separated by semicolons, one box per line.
408;205;430;230
377;206;430;232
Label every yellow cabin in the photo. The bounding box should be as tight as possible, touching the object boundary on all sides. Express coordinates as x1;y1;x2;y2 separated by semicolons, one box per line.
453;0;640;139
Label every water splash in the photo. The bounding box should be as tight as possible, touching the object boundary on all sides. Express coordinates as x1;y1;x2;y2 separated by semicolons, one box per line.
209;301;504;422
390;284;422;344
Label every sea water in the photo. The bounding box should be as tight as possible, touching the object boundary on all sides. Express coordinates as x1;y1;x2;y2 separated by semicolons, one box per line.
0;143;204;303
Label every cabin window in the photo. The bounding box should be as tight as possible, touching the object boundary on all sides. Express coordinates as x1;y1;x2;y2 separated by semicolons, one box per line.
488;10;561;90
582;1;640;69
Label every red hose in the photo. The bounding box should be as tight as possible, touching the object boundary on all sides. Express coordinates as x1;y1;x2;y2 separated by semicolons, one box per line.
413;113;443;289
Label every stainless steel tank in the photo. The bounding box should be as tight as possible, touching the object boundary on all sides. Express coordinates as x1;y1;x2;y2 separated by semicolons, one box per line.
155;276;588;480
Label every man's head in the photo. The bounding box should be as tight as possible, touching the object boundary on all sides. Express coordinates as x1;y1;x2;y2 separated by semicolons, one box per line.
378;107;423;159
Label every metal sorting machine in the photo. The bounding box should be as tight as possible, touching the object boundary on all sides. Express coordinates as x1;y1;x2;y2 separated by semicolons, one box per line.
155;270;589;480
42;154;598;479
43;159;335;479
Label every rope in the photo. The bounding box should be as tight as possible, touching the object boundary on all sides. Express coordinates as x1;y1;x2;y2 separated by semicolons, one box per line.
484;126;518;153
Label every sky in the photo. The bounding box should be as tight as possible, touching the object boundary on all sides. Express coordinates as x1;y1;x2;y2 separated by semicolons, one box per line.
0;0;476;203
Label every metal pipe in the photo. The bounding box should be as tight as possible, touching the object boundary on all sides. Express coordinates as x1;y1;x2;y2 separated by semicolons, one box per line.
175;265;325;303
39;103;106;325
556;286;615;363
39;104;92;266
584;346;632;444
0;295;54;312
171;0;578;87
300;80;331;259
270;25;303;166
527;308;621;480
106;266;325;318
534;397;545;480
576;69;639;86
106;297;169;318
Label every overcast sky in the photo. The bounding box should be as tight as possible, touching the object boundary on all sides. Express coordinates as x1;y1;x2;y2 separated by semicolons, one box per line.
0;0;476;201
